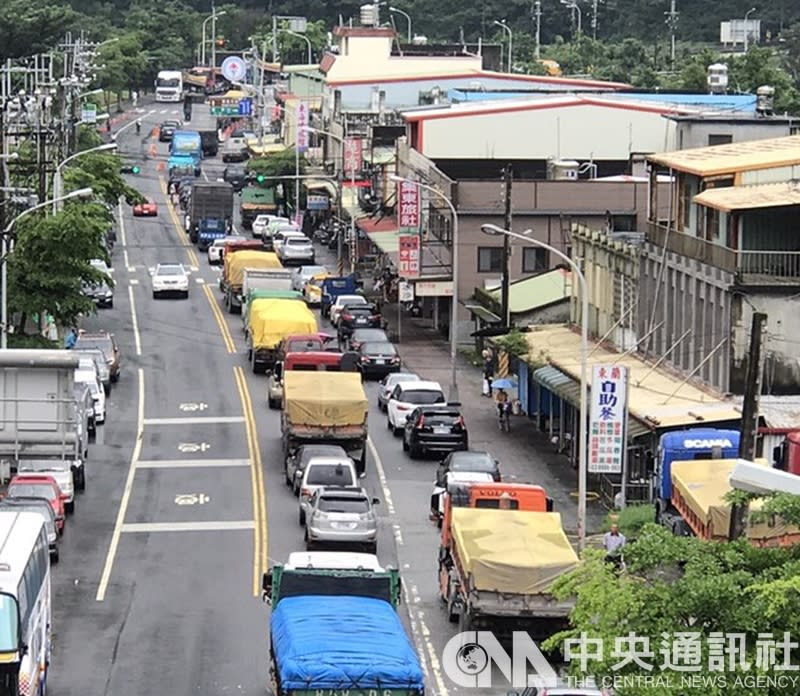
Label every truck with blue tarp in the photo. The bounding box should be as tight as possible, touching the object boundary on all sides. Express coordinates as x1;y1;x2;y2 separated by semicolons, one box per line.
262;559;424;696
169;130;203;174
186;181;234;249
653;428;741;535
168;155;197;187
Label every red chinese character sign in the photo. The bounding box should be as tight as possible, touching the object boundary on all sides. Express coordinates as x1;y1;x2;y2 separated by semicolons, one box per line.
588;364;629;474
343;138;363;177
295;102;309;153
398;235;421;278
398;181;420;233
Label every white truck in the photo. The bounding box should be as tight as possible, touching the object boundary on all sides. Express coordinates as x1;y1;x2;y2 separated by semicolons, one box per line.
240;268;295;330
0;350;89;512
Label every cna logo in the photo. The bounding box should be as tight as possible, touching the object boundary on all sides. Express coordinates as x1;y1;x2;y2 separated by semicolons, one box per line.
442;631;559;688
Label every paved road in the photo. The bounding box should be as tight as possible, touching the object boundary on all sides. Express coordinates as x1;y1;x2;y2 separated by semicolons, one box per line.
48;101;542;696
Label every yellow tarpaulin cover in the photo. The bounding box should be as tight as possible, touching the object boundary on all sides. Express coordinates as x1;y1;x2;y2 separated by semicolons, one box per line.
283;372;368;428
671;459;800;543
225;251;282;287
249;300;317;350
451;509;579;595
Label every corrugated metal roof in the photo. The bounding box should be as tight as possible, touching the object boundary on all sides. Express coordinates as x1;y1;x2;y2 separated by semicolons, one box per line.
523;324;739;430
735;395;800;431
648;135;800;177
488;268;571;314
693;181;800;212
533;365;581;405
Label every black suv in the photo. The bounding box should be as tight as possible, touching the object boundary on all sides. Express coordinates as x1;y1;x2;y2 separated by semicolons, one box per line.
223;165;247;192
436;450;501;486
158;120;181;142
402;405;468;459
338;303;382;341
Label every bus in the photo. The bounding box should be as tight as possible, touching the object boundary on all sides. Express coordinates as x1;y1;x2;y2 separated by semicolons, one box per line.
0;511;51;696
155;70;183;102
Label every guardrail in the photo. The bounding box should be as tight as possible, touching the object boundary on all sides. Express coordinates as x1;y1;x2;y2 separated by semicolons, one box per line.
737;250;800;283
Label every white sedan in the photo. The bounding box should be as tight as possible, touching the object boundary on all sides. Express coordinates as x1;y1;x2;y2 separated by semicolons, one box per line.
386;380;447;435
207;236;242;265
150;263;190;299
252;214;286;239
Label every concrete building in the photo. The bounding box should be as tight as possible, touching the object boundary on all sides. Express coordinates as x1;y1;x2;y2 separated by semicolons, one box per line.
668;112;800;150
642;135;800;394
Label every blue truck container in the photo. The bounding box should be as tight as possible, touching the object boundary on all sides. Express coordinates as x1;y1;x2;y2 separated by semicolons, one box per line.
320;275;360;318
169;130;202;173
654;428;741;535
271;595;425;696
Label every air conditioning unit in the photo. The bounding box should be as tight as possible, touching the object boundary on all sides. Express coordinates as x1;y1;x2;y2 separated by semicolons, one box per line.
547;159;579;181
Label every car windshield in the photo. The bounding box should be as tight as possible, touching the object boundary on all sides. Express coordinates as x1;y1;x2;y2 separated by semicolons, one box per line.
317;496;370;513
306;464;355;486
300;447;347;466
9;484;55;501
75;337;112;355
450;453;495;472
286;339;323;352
386;373;417;386
420;410;460;425
338;296;365;306
347;307;375;316
286;238;310;246
364;342;396;355
157;265;184;276
402;389;444;404
301;267;325;278
20;461;68;473
0;502;54;522
355;330;388;342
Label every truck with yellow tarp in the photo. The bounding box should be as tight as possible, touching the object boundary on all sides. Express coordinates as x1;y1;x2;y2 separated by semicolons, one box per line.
221;249;282;314
437;508;578;638
246;299;317;374
670;458;800;546
281;371;368;476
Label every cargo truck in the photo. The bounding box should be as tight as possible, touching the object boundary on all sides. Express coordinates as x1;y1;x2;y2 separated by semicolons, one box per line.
220;250;282;313
186;181;234;249
267;351;357;409
242;289;303;333
247;300;318;373
169;130;202;173
669;458;800;546
240;187;279;230
653;428;740;536
0;350;89;509
438;507;578;638
281;371;368;475
239;267;294;324
261;555;423;696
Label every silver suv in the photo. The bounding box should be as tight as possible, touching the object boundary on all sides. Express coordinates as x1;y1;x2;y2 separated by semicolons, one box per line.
305;487;380;553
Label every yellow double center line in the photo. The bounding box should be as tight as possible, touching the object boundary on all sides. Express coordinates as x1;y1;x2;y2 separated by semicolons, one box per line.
234;365;268;597
159;175;200;268
203;285;236;353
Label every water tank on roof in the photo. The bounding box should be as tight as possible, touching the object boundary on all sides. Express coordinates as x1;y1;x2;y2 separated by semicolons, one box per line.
707;63;728;94
756;85;775;116
547;159;579;181
360;4;379;26
411;35;428;45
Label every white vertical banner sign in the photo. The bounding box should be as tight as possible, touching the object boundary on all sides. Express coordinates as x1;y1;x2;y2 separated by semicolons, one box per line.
295;102;309;153
588;364;629;474
343;138;363;177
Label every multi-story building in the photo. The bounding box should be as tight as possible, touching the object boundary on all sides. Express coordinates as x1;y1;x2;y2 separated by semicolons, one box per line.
641;135;800;394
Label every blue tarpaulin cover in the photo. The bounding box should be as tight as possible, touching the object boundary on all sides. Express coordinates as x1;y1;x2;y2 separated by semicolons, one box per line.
271;595;425;691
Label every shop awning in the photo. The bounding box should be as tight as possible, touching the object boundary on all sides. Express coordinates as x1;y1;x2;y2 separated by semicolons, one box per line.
356;216;398;234
304;179;339;199
466;304;502;323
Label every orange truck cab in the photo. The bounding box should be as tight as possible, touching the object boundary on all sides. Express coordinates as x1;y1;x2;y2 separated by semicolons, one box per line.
437;481;552;544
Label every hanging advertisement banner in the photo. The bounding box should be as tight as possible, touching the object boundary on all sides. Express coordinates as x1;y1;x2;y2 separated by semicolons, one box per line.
295;102;309;153
398;181;420;234
398;234;421;278
588;364;629;474
343;138;363;177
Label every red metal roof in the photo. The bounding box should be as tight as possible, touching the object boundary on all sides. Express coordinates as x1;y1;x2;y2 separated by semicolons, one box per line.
319;53;337;75
356;216;398;234
402;95;694;122
333;27;396;38
326;70;629;89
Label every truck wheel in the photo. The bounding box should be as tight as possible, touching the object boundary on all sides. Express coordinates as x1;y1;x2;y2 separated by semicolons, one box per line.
458;611;473;632
77;469;86;491
65;500;75;515
409;444;421;459
268;396;277;409
446;595;459;623
51;548;60;564
402;437;409;452
298;509;306;526
387;417;393;432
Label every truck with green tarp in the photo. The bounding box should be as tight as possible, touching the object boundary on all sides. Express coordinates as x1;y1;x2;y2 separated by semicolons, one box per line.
262;556;423;696
240;186;279;230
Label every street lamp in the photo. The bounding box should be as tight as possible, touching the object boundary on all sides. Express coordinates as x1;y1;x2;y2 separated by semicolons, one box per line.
202;10;227;67
389;7;413;43
390;174;460;402
560;0;582;36
2;188;94;349
52;143;117;213
744;7;757;52
282;29;313;65
493;20;513;73
481;223;590;551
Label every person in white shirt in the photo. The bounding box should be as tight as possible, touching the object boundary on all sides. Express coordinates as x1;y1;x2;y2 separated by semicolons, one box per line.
604;523;626;566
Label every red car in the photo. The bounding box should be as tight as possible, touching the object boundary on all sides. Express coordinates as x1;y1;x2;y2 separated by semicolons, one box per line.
133;200;158;217
7;475;66;534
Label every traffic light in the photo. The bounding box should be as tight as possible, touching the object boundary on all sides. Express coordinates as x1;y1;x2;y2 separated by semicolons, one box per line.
121;165;141;175
132;165;140;175
256;174;266;184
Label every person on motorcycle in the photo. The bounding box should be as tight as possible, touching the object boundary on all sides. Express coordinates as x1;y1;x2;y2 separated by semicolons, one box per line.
135;119;141;134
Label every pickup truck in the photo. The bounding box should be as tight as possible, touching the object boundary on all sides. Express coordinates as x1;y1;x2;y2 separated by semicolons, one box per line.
262;556;423;696
220;250;283;314
438;506;578;639
281;371;368;476
247;300;318;373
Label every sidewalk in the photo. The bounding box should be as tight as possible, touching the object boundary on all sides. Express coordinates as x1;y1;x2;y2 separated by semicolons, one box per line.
383;303;607;539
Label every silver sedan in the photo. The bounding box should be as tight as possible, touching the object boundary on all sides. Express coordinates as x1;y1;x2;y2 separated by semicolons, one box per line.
305;487;379;553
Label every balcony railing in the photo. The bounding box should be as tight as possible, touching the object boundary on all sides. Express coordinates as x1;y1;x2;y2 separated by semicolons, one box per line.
737;251;800;284
646;222;800;284
646;222;737;273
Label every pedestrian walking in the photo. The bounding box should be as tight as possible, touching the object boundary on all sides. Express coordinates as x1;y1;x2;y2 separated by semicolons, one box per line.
64;327;77;349
131;90;139;108
481;348;493;397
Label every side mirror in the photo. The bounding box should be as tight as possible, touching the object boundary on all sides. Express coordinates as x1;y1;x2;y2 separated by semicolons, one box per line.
546;497;554;512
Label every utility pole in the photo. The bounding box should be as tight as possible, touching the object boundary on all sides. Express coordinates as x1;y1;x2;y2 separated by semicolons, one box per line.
665;0;679;68
500;164;512;327
533;1;542;60
591;0;601;40
729;311;768;540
